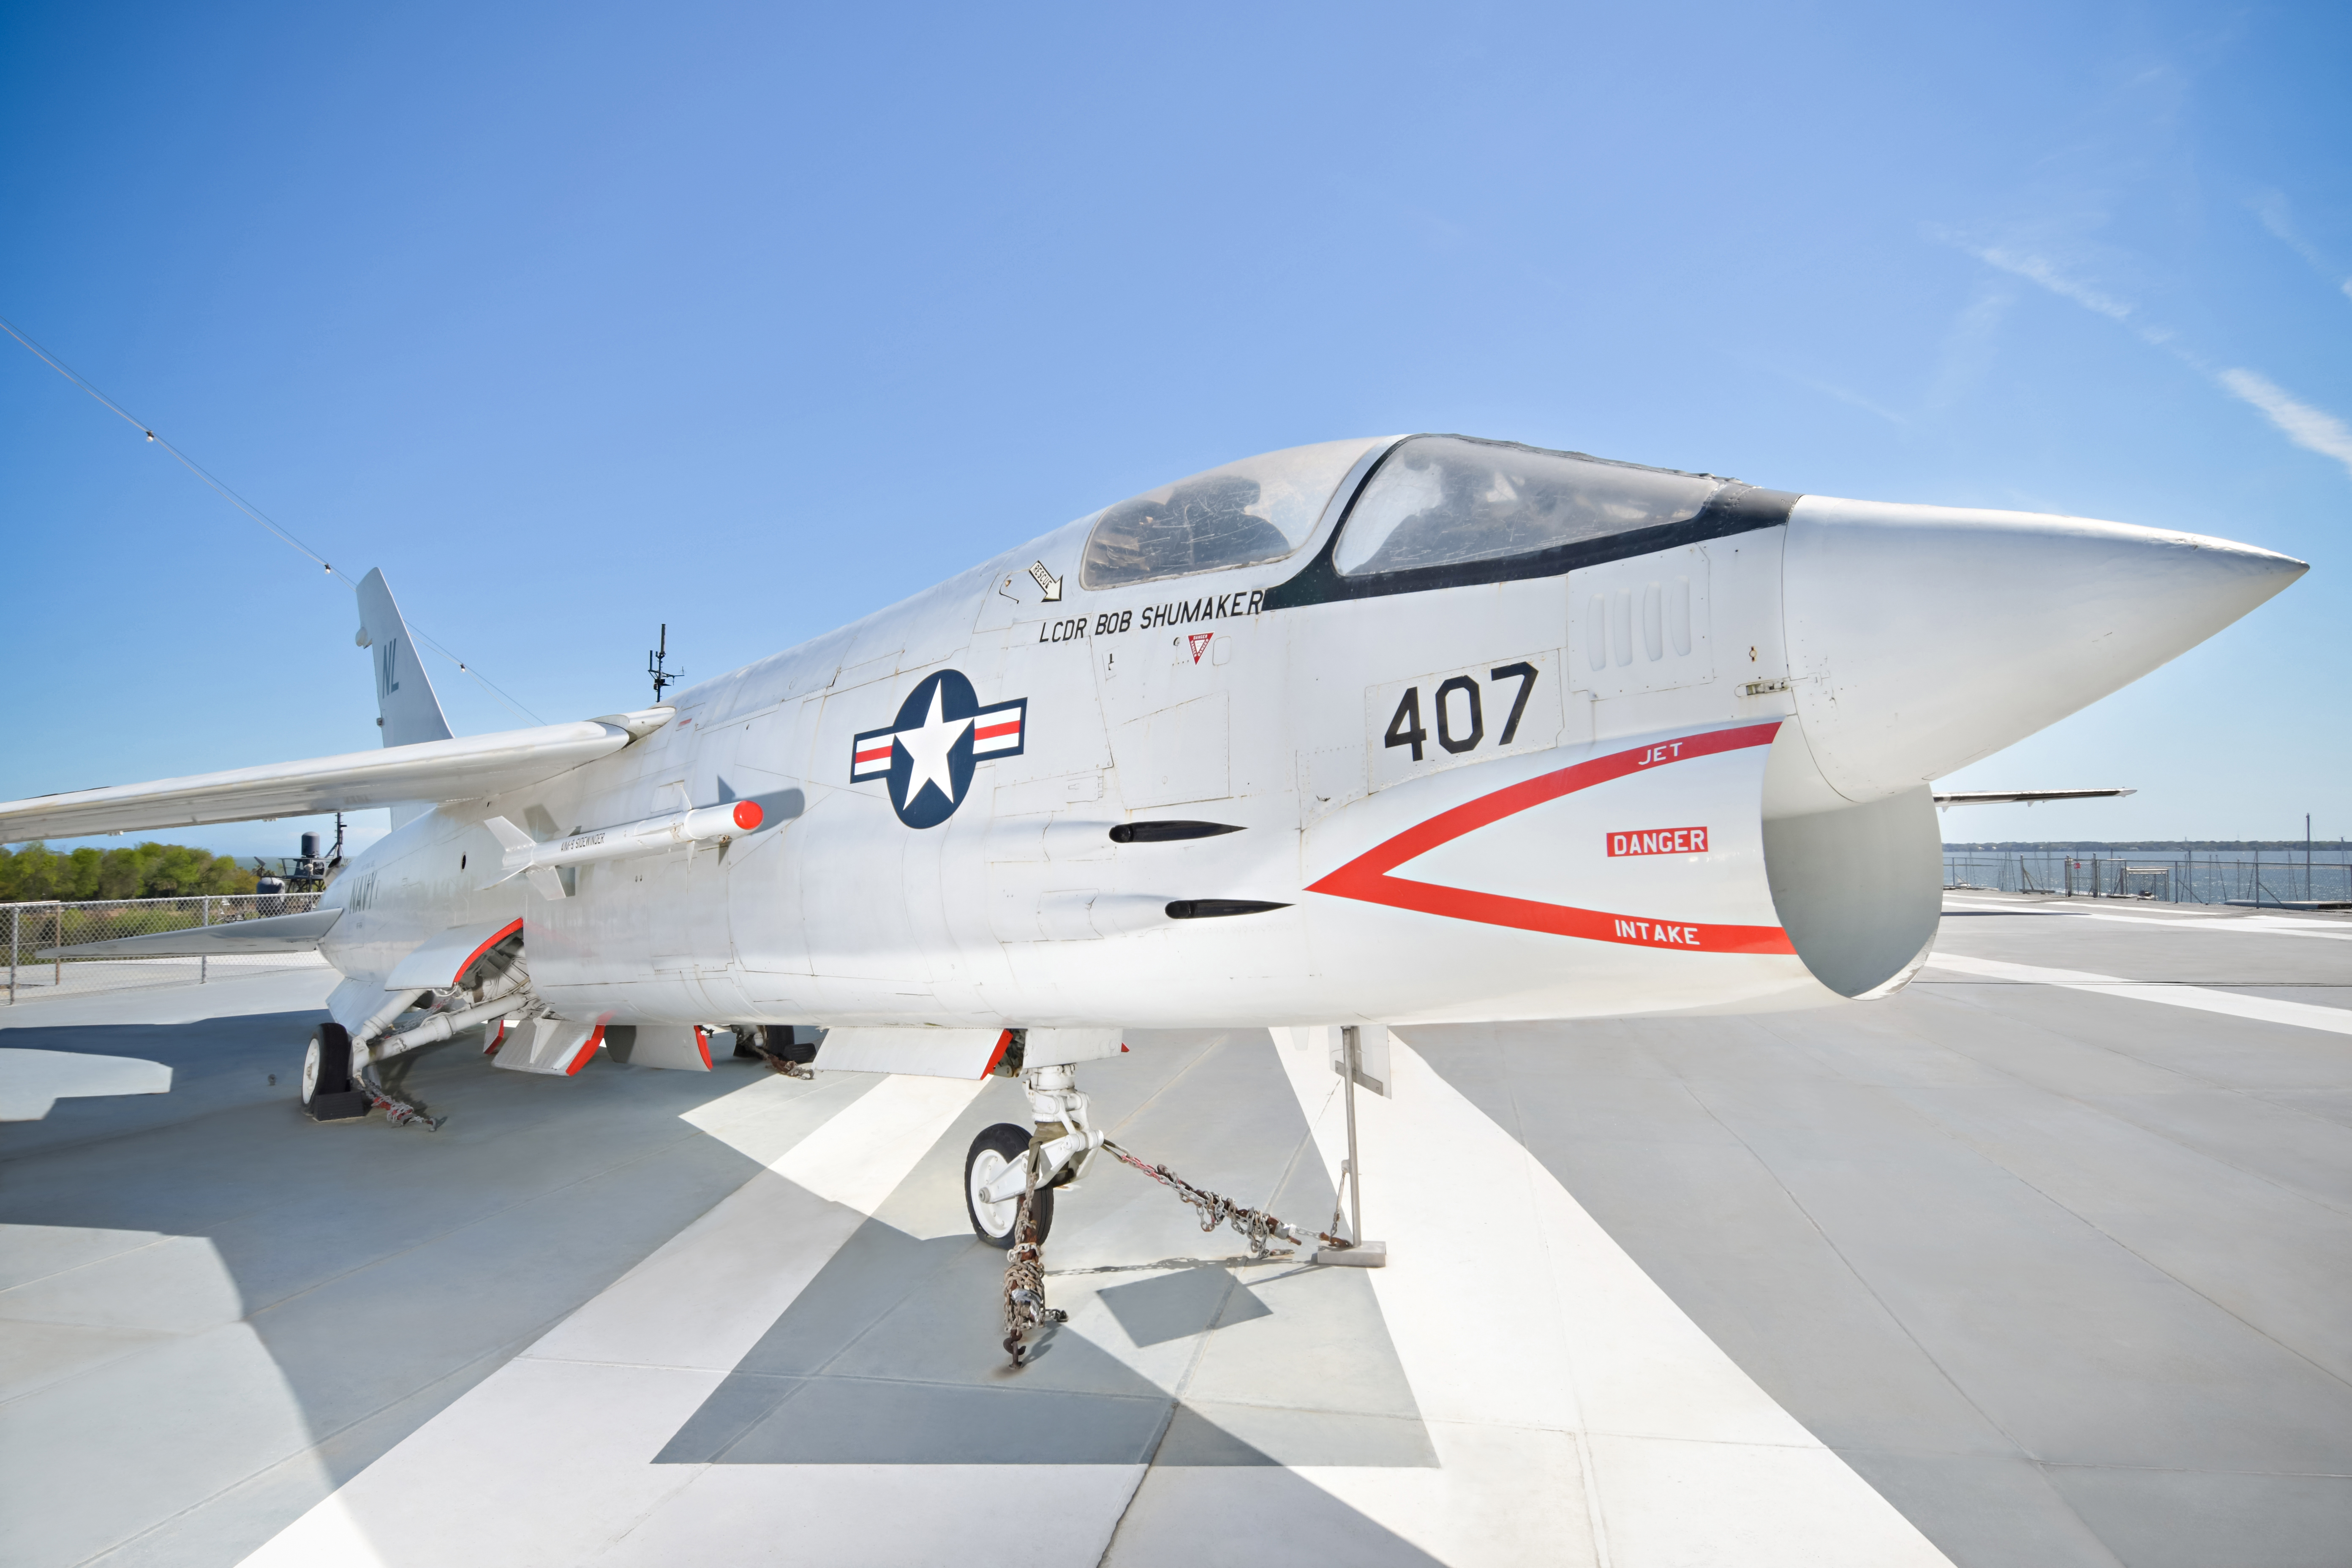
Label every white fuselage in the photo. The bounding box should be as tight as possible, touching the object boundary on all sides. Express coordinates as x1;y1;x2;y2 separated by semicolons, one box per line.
314;460;2302;1037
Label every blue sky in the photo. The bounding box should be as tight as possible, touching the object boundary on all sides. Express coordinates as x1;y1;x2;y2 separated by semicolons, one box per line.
4;1;2346;858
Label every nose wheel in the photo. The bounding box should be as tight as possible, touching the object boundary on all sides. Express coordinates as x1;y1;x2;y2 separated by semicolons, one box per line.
966;1122;1052;1248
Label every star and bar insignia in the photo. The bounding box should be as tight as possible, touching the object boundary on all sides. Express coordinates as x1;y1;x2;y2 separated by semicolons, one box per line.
850;669;1026;828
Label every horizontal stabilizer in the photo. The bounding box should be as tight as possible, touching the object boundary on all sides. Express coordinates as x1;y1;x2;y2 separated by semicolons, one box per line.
0;709;672;843
36;906;343;960
1932;788;2137;807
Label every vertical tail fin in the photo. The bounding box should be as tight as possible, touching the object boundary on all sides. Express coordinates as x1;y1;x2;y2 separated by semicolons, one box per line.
355;569;454;831
354;569;455;749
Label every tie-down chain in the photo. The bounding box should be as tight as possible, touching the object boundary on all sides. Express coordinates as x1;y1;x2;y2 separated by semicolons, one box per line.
1001;1138;1358;1365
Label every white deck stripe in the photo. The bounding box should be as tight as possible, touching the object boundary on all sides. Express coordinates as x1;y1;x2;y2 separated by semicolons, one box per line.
1269;1030;1953;1568
237;1073;989;1567
1925;953;2352;1033
1943;898;2352;941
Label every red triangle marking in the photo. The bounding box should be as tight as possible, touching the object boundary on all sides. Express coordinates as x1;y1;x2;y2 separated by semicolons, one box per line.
1306;722;1797;955
1188;633;1213;663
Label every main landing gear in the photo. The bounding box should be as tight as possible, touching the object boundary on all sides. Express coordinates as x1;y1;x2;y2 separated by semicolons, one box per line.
300;1023;371;1122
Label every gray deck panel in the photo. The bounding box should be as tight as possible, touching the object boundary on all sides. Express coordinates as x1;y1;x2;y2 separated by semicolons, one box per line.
7;899;2351;1566
1410;895;2352;1568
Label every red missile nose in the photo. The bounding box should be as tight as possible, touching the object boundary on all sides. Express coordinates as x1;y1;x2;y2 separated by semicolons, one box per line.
732;800;763;830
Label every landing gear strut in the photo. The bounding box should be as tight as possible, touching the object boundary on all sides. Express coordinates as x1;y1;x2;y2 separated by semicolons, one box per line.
973;1049;1377;1365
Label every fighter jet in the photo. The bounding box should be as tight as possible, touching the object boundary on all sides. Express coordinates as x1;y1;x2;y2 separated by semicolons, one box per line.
1;433;2304;1257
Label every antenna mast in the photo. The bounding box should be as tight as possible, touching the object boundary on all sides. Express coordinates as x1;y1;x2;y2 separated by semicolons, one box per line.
648;624;682;703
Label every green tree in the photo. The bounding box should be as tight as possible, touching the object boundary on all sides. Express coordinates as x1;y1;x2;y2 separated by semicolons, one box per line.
0;841;259;902
96;848;144;900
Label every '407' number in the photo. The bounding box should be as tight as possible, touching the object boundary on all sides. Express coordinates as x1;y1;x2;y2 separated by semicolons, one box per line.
1385;662;1539;762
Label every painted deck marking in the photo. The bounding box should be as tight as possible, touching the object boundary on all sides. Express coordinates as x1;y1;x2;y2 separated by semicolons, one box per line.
1926;952;2352;1034
1269;1027;1955;1568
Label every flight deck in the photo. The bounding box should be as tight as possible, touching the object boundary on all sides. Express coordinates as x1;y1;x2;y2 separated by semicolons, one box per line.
3;893;2347;1568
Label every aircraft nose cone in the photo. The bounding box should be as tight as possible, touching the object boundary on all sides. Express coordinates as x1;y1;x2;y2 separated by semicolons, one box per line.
1782;496;2306;802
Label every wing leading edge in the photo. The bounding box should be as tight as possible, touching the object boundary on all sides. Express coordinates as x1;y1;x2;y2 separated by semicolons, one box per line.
0;708;672;844
1932;788;2137;807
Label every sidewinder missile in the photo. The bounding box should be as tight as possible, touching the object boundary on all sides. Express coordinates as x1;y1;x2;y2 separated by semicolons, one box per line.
482;800;763;897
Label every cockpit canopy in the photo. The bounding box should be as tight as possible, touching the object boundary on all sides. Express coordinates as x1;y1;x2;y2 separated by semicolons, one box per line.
1334;436;1721;577
1080;434;1735;591
1080;437;1385;590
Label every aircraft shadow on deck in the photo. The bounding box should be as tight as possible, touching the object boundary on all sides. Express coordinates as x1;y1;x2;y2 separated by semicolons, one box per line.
664;1027;1439;1469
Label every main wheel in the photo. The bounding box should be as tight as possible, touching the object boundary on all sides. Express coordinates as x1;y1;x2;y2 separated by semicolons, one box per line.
302;1023;353;1105
966;1122;1051;1249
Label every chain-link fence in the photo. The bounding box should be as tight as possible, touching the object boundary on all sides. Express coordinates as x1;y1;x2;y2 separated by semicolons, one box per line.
1944;853;2352;907
3;893;329;1004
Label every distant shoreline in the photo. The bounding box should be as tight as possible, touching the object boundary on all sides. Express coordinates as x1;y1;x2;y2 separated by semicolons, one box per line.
1944;841;2347;853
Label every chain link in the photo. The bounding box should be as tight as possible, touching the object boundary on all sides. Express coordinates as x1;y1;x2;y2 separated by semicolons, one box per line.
1102;1138;1354;1258
358;1063;444;1130
1000;1156;1065;1366
999;1136;1356;1368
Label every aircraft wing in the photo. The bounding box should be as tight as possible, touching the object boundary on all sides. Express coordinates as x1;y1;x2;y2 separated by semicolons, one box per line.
1932;788;2137;806
0;709;672;844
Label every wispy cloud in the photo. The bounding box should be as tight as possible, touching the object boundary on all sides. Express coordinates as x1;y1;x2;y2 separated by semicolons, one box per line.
2218;369;2352;481
1961;243;2138;324
1939;235;2176;346
1788;373;1906;427
1938;227;2352;484
2249;190;2325;270
2250;189;2352;302
1926;284;2014;411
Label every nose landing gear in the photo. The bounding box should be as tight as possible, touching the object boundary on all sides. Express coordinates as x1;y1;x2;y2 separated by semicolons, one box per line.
964;1061;1104;1249
965;1122;1048;1247
968;1047;1372;1366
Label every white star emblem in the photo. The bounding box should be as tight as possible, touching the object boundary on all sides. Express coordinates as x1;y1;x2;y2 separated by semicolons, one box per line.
895;683;971;807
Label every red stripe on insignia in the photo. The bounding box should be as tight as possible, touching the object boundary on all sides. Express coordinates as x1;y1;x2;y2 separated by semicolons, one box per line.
974;720;1021;741
853;745;893;763
1307;723;1794;955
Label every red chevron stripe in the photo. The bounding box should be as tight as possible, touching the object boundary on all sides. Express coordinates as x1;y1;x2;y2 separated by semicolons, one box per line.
1306;723;1795;955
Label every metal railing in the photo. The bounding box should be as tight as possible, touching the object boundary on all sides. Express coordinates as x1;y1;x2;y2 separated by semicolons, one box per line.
4;893;329;1004
1943;854;2352;907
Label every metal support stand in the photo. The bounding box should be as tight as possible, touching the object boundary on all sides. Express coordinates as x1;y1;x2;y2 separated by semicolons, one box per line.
1316;1025;1388;1267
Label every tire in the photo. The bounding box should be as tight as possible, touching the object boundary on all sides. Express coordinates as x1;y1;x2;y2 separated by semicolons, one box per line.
966;1122;1051;1249
302;1024;353;1104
